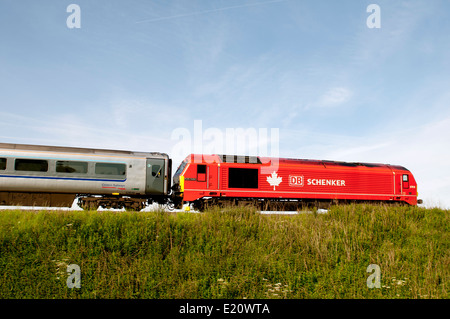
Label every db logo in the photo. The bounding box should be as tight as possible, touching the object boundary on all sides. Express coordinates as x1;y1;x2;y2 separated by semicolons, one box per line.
289;175;304;187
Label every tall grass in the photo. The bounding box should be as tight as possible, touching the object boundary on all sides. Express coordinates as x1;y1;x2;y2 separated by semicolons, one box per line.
0;204;448;298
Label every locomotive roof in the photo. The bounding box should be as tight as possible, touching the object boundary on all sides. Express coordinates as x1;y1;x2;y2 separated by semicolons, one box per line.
0;143;168;158
211;154;409;171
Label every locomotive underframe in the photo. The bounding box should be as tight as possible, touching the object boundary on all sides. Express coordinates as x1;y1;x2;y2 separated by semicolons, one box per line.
189;196;410;212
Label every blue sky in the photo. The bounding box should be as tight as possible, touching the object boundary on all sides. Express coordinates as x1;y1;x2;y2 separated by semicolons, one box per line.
1;0;450;208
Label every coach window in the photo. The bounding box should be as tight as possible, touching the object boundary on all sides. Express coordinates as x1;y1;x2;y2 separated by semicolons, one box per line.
56;161;88;174
0;158;6;170
95;163;126;175
152;164;161;178
15;159;48;172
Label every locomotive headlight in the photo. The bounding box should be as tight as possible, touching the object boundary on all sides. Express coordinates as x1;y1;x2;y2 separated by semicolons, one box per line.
180;175;185;192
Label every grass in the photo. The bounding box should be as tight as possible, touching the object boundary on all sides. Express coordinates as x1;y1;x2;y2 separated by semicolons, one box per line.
0;204;448;299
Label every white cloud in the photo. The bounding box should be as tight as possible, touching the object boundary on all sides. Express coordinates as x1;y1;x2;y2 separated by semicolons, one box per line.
0;98;189;155
316;87;353;108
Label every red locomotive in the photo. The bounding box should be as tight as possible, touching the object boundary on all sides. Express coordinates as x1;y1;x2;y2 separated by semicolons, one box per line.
172;154;422;210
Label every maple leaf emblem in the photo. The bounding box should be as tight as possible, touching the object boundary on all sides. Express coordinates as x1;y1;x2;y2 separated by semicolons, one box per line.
266;171;282;190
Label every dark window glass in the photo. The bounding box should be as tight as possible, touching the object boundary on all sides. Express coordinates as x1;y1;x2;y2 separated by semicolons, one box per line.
15;159;48;172
228;168;258;188
152;165;161;177
403;174;409;182
0;158;6;170
174;160;187;176
56;161;88;173
197;164;206;182
197;164;206;174
95;163;126;175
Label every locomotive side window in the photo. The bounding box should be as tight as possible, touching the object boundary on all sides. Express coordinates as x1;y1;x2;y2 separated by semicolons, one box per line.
197;164;206;182
197;164;206;174
0;158;6;170
95;163;126;175
56;161;88;173
228;168;258;189
15;159;48;172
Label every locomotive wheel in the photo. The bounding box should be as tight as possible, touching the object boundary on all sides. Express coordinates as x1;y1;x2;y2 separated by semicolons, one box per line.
192;199;205;212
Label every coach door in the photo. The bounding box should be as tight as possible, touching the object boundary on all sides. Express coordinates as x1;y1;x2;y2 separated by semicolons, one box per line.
146;158;165;195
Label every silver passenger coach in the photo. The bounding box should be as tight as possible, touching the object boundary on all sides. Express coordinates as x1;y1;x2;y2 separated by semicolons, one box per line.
0;143;171;210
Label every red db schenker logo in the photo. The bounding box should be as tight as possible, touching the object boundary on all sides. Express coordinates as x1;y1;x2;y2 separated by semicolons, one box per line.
289;175;304;187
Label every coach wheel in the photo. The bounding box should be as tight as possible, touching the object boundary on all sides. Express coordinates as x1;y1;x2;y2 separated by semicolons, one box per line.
166;202;175;211
124;204;142;211
81;202;99;211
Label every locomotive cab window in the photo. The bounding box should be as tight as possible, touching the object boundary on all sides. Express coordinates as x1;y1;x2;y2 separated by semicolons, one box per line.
228;168;258;189
174;160;188;176
56;161;88;174
15;159;48;172
197;164;206;182
0;158;6;170
95;163;126;175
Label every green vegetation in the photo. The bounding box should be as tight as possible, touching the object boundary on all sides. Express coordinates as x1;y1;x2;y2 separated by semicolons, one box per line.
0;205;448;299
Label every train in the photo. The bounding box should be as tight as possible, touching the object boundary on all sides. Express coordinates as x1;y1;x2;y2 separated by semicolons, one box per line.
0;143;171;211
0;143;422;211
